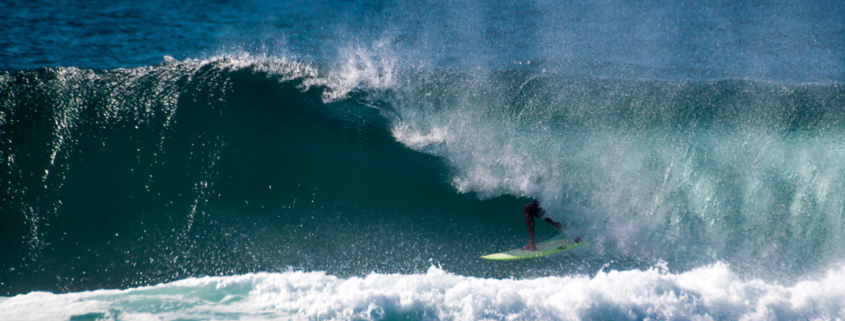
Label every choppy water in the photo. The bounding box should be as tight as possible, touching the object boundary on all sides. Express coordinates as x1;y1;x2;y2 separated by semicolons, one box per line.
2;0;844;320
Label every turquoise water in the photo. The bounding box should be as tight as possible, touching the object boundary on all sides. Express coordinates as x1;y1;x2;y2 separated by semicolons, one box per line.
2;0;845;319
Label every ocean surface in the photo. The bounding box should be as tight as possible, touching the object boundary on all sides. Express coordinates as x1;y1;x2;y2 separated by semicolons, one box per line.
2;0;845;320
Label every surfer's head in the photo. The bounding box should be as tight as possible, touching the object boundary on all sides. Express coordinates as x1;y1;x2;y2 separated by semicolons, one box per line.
527;199;545;217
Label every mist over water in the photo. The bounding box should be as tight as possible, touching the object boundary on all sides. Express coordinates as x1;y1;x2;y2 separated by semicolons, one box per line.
2;0;845;319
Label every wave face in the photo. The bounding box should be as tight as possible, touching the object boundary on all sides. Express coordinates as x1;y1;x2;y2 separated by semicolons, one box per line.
3;0;845;319
0;58;557;295
1;56;845;320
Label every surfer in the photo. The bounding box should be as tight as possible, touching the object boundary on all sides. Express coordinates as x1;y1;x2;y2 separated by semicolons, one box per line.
520;200;562;251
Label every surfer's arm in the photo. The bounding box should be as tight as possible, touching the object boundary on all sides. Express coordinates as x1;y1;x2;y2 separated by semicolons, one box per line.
544;217;562;230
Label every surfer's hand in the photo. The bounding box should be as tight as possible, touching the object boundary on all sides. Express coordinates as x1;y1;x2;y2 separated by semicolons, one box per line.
520;243;537;251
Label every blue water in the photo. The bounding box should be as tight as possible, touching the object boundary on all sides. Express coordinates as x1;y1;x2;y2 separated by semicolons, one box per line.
2;0;845;320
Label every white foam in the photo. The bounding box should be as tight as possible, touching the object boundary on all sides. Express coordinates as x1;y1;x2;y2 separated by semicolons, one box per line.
391;123;449;150
2;263;844;320
320;41;398;102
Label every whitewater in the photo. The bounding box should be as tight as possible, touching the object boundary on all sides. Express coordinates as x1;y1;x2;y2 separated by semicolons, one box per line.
2;263;844;320
3;0;845;320
0;264;845;320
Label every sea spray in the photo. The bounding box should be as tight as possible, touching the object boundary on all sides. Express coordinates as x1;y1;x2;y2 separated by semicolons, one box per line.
383;69;845;278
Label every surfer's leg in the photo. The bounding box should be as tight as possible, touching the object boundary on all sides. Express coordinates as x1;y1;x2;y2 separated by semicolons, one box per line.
521;203;537;251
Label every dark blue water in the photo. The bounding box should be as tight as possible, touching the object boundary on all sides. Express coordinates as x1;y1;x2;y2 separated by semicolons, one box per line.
2;1;845;319
4;0;844;81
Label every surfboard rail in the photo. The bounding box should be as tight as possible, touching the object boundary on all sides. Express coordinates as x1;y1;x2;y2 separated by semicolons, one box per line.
481;236;583;261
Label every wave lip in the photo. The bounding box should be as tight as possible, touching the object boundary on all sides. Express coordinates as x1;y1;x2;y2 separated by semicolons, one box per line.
2;263;844;320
